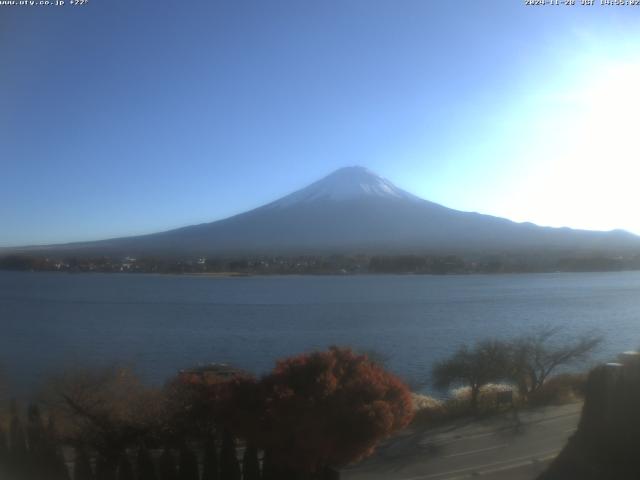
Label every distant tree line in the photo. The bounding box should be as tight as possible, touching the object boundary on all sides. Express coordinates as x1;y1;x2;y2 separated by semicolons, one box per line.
368;255;467;274
3;252;640;275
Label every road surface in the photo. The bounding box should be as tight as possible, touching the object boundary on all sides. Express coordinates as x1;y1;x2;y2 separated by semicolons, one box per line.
341;402;582;480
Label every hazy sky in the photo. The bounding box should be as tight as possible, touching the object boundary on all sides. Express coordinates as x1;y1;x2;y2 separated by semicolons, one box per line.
2;1;640;246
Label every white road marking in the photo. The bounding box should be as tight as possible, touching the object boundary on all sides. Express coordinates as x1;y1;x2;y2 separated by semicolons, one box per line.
424;431;497;448
399;449;561;480
478;452;558;476
421;409;580;447
444;443;508;458
436;453;559;480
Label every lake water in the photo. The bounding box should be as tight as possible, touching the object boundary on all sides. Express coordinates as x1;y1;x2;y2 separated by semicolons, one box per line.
1;270;640;395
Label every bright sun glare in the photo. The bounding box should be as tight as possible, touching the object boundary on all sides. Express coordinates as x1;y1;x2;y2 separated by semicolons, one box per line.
503;61;640;234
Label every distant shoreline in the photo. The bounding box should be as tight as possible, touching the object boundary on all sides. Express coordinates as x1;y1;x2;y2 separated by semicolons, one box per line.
3;268;640;278
4;250;640;277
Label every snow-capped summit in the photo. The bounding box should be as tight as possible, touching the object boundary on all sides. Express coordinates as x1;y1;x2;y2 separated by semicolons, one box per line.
268;166;420;208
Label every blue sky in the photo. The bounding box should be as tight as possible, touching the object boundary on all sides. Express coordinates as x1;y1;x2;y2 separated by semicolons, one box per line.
2;0;640;246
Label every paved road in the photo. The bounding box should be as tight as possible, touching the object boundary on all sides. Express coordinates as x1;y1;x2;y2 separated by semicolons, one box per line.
341;402;582;480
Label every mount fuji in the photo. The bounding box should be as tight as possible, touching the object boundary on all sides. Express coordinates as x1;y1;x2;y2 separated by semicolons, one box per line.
13;166;640;256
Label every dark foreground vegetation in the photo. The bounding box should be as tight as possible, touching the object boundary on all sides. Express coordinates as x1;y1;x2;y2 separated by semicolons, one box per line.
3;251;640;275
402;327;599;430
431;327;600;411
0;347;414;480
0;329;603;480
540;354;640;480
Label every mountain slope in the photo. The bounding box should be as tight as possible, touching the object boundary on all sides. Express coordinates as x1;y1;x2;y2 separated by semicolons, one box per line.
11;166;640;256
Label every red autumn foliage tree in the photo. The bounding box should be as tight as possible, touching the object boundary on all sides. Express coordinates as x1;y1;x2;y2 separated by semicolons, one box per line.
235;346;414;474
163;366;253;440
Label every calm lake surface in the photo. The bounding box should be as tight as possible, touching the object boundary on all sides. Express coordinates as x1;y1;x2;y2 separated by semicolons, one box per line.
2;271;640;394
